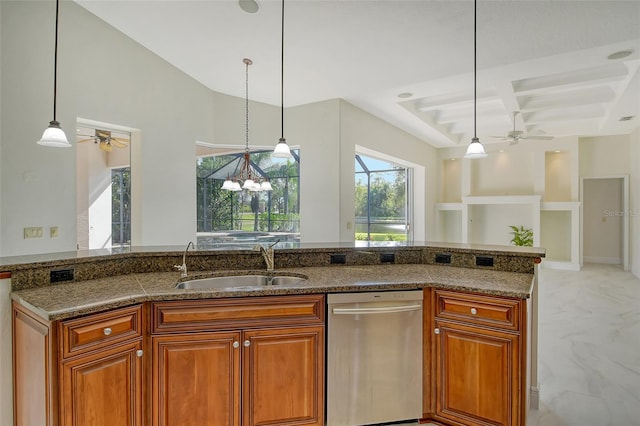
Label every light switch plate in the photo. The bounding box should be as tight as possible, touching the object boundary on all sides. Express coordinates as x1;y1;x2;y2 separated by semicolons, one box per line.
24;226;43;239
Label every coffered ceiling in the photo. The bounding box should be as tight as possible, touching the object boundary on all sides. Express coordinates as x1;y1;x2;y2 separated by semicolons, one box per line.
75;0;640;149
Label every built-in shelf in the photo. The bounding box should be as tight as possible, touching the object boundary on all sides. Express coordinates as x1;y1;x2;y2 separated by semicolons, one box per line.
435;203;463;211
437;141;581;270
463;195;541;205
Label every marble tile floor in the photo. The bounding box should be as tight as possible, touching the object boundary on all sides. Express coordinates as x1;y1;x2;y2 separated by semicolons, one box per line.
383;264;640;426
528;263;640;426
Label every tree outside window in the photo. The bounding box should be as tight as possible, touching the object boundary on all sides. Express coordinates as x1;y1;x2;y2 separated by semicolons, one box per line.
355;154;408;242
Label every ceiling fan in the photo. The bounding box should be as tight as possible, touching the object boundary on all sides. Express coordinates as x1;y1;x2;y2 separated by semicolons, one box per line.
491;111;555;145
77;129;129;152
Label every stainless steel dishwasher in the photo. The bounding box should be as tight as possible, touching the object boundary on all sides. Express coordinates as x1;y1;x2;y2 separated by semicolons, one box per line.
326;290;423;426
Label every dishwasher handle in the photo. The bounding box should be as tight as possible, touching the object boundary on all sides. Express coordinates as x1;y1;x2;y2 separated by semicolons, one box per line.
332;304;422;315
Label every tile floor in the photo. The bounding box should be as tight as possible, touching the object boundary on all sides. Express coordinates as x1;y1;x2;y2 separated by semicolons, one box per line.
528;263;640;426
393;263;640;426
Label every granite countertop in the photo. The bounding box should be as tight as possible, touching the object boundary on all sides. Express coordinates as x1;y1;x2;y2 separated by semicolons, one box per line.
11;263;535;321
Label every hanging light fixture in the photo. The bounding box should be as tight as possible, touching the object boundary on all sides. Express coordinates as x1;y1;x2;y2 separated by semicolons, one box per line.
37;0;71;148
464;0;488;159
272;0;293;159
222;58;273;192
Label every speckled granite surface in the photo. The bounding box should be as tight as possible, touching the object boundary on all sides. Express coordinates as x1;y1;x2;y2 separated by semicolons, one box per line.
11;264;536;321
3;243;544;291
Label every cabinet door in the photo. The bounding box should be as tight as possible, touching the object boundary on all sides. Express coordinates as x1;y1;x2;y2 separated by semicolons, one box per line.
152;331;241;426
60;340;143;426
434;320;520;426
243;326;324;426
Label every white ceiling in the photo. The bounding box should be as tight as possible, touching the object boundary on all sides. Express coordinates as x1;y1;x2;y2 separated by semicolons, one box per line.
75;0;640;149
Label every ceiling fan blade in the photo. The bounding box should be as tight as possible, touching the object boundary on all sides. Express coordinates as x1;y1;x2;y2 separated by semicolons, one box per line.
77;138;95;143
110;139;129;148
489;135;509;139
522;135;555;140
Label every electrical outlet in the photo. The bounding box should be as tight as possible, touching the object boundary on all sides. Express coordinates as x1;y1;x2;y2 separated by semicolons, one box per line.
50;226;59;238
24;227;43;239
50;268;74;283
475;256;494;267
435;253;452;264
380;253;395;263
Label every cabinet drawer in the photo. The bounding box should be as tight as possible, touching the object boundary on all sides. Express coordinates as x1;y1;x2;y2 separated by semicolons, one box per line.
152;294;325;334
61;304;142;359
434;290;519;331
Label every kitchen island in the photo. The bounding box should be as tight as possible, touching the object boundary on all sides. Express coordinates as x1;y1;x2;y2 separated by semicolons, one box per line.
5;243;544;426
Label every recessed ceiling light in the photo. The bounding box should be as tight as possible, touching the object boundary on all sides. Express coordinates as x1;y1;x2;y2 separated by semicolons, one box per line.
498;149;505;153
619;115;635;121
239;0;259;14
397;92;413;99
554;150;561;153
608;50;634;60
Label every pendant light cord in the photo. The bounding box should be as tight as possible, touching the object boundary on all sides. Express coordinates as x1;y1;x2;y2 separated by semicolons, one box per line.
473;0;477;140
53;0;60;121
280;0;285;140
245;59;249;152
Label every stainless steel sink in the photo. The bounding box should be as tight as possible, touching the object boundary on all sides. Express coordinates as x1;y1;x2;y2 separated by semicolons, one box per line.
175;274;307;289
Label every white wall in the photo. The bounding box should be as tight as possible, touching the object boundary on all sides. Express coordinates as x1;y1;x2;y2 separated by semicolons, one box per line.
631;127;640;278
0;278;11;426
0;1;217;255
3;1;440;254
580;135;631;176
292;100;341;243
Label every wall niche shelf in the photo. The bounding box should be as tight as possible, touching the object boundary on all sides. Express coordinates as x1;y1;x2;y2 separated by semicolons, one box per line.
436;142;581;270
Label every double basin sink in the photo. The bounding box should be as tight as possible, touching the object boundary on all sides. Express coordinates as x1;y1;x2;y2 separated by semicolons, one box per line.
175;273;308;290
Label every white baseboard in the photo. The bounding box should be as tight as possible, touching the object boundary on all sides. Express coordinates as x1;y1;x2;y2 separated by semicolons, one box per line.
583;256;622;265
530;386;540;410
541;261;581;271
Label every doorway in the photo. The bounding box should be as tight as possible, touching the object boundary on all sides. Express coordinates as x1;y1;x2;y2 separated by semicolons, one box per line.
76;119;132;250
581;176;629;270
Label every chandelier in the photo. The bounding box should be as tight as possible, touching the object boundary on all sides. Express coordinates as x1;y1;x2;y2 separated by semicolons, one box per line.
222;58;273;192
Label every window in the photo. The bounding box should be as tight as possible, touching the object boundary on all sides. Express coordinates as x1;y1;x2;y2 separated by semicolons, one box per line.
111;168;131;246
196;148;300;246
355;154;409;243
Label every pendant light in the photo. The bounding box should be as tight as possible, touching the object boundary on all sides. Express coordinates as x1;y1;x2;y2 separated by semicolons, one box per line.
464;0;487;159
222;58;272;192
37;0;71;148
272;0;293;159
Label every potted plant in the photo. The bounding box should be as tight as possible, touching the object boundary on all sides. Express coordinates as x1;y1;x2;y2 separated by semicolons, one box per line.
509;225;533;247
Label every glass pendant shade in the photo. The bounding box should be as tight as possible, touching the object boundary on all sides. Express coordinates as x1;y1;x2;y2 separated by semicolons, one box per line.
464;137;488;159
222;178;235;190
242;179;255;190
231;181;242;191
260;181;273;191
272;138;292;158
37;120;71;148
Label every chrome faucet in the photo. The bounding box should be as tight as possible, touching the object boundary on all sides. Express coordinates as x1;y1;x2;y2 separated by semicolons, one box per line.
174;241;195;278
254;240;279;272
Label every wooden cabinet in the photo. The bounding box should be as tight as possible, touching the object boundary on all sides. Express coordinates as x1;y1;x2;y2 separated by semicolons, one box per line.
152;331;241;426
151;295;325;426
242;326;324;426
12;303;145;426
58;304;144;426
424;289;528;426
60;340;143;426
